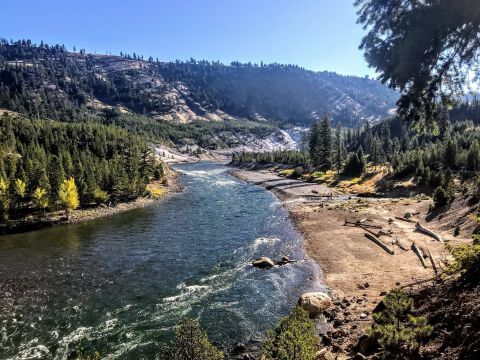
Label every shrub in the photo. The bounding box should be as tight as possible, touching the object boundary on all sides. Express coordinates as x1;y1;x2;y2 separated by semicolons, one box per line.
343;148;366;177
263;306;318;360
370;289;432;358
445;235;480;279
167;319;223;360
433;186;450;207
93;189;109;204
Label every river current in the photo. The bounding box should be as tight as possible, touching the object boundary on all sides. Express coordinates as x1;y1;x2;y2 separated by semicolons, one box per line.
0;162;323;359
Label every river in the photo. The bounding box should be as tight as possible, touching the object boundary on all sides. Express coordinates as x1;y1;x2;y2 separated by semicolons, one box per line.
0;162;323;359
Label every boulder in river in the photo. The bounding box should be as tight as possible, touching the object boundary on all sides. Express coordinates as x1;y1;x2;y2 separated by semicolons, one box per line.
252;257;275;269
298;292;332;318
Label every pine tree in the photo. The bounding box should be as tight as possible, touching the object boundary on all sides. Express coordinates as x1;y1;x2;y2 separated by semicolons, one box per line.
380;121;391;160
438;104;451;139
444;137;458;169
334;124;346;172
318;114;332;170
308;122;321;167
263;307;317;360
168;319;224;360
467;139;480;172
362;121;373;154
48;155;65;205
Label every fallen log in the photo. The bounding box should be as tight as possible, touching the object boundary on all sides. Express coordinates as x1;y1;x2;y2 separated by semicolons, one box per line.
394;216;416;224
415;223;443;242
400;276;438;288
411;242;427;268
364;233;395;255
393;237;409;251
428;250;439;276
377;229;393;237
345;220;382;229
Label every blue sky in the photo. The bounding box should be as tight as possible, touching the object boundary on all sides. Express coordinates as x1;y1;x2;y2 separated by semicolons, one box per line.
0;0;373;76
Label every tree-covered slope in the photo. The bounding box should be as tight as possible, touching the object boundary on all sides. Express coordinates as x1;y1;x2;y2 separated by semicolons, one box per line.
0;39;398;127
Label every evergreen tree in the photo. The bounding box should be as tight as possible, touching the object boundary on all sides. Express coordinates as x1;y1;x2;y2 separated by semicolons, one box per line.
308;122;321;167
362;120;373;154
467;139;480;172
444;137;458;169
318;114;332;170
438;104;451;139
263;307;318;360
167;319;223;360
334;124;346;171
380;121;392;160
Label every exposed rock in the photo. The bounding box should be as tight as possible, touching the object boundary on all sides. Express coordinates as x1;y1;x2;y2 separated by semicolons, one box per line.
315;348;336;360
252;257;275;269
298;292;332;318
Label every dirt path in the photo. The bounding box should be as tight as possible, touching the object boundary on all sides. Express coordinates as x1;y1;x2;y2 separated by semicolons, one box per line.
231;168;470;354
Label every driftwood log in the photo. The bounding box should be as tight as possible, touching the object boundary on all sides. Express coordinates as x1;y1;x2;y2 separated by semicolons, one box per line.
411;242;427;268
345;220;382;229
377;229;393;237
393;237;409;251
400;276;438;288
364;233;395;255
428;250;439;276
394;216;416;224
415;223;443;242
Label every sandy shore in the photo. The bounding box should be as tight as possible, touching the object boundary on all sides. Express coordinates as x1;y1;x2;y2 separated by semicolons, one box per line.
230;168;469;353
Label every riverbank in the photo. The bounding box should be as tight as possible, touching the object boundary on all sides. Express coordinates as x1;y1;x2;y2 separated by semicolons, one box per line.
230;167;471;356
0;167;182;236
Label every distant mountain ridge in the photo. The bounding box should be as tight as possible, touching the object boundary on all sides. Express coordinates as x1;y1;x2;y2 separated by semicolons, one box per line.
0;39;398;127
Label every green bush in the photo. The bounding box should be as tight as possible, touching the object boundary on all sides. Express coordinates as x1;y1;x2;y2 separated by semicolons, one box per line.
263;306;318;360
166;319;223;360
342;148;366;177
445;235;480;279
370;289;432;358
433;186;450;207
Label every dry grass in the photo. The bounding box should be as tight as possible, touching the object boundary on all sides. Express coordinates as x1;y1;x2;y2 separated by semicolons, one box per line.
276;165;392;194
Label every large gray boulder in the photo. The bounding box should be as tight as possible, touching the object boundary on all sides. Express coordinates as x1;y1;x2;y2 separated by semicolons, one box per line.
298;292;332;318
252;257;275;269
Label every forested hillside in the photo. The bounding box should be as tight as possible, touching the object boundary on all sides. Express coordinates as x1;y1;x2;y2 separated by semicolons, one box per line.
0;39;397;129
0;114;164;221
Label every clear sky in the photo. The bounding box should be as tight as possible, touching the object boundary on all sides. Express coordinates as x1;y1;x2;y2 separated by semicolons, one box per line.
0;0;373;77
